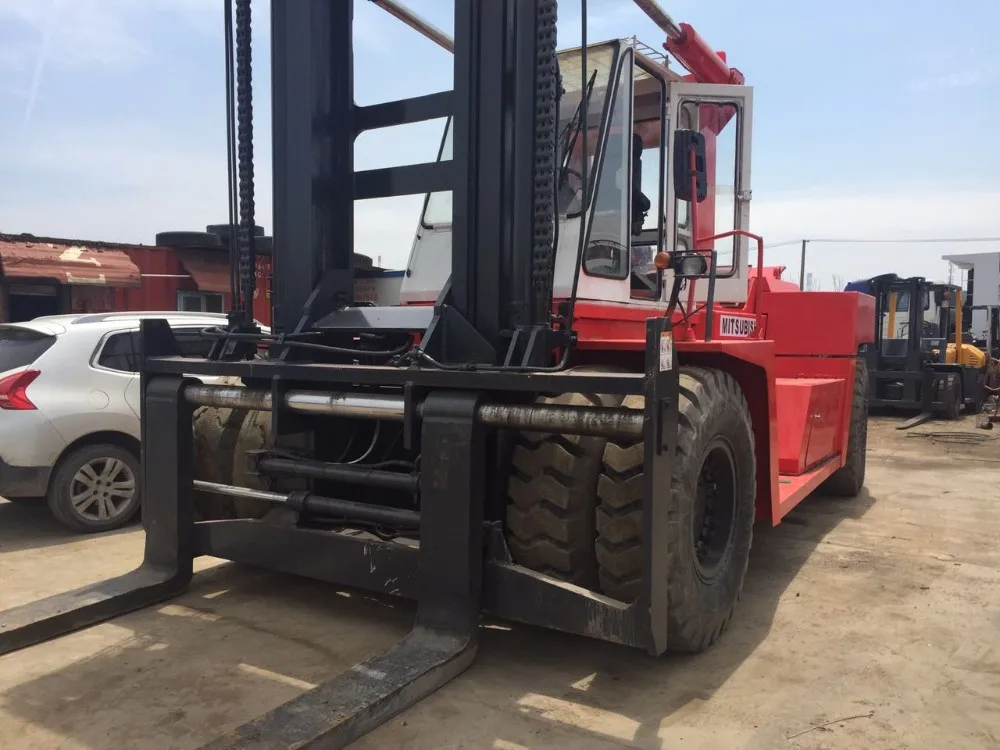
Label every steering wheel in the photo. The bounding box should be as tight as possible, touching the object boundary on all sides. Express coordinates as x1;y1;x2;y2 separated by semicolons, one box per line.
586;257;617;274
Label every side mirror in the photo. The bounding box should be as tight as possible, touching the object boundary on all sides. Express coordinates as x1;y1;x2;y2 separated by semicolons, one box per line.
672;129;707;203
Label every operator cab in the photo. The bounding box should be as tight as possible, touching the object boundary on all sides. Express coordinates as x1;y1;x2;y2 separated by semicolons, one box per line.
400;38;753;310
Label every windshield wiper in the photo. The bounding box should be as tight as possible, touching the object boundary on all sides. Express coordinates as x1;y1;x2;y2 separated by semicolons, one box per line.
557;68;599;193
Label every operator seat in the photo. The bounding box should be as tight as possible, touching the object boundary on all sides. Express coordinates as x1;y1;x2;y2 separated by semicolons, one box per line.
631;132;651;236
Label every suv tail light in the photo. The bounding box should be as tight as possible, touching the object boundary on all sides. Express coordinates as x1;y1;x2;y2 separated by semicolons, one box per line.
0;369;40;410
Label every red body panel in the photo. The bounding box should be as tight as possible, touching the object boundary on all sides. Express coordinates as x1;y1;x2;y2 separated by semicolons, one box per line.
750;266;799;294
571;274;875;528
774;378;842;474
761;291;875;355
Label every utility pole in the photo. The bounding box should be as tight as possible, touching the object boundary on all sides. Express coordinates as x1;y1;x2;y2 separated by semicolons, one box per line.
798;239;809;290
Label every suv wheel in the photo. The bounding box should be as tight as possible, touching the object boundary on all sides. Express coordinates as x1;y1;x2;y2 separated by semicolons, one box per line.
48;444;141;533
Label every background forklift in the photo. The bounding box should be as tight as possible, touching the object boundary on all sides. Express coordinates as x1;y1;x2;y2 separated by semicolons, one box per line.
846;272;985;426
0;1;874;747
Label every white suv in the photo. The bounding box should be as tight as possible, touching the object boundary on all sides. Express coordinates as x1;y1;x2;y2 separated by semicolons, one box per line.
0;311;257;532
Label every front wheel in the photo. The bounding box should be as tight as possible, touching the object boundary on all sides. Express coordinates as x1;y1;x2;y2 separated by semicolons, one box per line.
596;367;757;653
47;443;141;533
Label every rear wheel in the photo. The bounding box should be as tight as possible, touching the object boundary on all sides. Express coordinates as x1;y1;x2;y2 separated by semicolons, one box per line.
966;374;985;414
47;443;141;533
595;367;756;653
820;357;868;497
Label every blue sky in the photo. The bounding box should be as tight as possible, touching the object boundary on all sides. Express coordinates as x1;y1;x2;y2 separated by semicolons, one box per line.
1;0;998;289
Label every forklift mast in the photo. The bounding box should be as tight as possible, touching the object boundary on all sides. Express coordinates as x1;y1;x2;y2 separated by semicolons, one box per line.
269;0;563;367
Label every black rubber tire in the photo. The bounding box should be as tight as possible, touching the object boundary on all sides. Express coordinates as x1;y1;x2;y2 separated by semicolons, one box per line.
192;376;247;520
255;236;274;255
230;409;272;519
968;392;986;415
155;231;223;248
595;367;756;653
504;369;624;588
966;374;985;414
47;443;142;533
819;358;869;497
190;376;271;520
206;223;266;242
943;373;962;420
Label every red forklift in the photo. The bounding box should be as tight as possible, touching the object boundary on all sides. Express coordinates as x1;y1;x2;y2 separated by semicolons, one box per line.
0;1;874;747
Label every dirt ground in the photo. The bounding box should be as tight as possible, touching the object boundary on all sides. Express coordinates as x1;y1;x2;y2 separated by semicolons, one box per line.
1;416;999;749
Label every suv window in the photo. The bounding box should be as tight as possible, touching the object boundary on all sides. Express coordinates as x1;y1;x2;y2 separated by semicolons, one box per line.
97;326;215;373
173;328;215;358
97;332;140;372
0;327;56;372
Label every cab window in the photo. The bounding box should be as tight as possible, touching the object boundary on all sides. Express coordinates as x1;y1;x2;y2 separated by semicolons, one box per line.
583;51;633;280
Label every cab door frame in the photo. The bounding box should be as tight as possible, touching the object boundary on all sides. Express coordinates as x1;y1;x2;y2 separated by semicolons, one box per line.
664;81;754;305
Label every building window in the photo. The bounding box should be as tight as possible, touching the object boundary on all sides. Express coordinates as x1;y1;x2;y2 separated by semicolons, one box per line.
177;292;223;313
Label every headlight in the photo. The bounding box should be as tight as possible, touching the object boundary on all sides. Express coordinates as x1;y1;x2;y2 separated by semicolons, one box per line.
674;252;709;277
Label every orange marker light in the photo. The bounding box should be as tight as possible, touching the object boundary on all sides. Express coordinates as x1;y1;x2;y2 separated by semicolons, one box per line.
653;251;672;270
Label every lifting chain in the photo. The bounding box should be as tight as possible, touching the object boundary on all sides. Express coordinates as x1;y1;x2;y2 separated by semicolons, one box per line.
532;0;559;324
235;0;257;315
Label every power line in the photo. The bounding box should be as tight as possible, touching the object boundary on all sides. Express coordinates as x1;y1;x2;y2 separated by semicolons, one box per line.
770;236;1000;246
761;235;1000;292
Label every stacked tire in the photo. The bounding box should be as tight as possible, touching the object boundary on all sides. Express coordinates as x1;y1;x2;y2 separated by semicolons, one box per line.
192;377;271;520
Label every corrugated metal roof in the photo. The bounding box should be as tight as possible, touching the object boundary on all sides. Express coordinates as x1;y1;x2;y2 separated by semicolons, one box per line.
0;237;141;287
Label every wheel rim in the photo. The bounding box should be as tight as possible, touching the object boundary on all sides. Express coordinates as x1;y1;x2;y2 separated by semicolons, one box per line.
70;458;136;522
692;438;739;583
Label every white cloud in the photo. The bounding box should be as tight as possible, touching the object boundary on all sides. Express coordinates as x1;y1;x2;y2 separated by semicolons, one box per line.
0;0;224;127
0;121;234;242
751;185;1000;288
5;112;998;289
0;120;425;266
909;66;996;91
907;46;999;92
354;197;424;268
8;123;998;294
0;0;218;71
0;0;145;69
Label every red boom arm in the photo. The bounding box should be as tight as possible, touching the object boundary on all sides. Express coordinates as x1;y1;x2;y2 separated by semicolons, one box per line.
665;23;745;85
